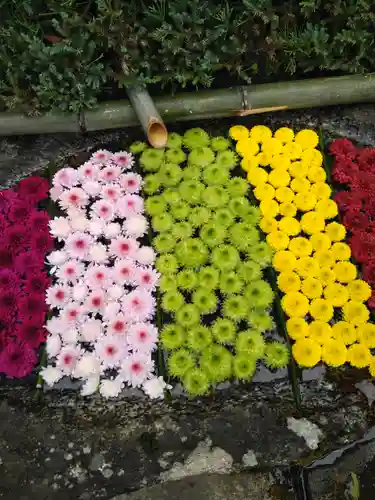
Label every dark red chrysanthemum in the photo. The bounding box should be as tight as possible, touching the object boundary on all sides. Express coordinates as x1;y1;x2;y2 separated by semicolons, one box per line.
329;138;358;160
4;226;28;251
30;232;54;253
0;247;14;268
24;272;51;294
0;288;20;313
0;269;21;289
343;211;370;232
7;200;32;223
14;251;44;275
28;210;50;232
17;176;49;203
0;339;37;378
14;319;47;348
363;262;375;286
18;293;48;318
357;147;375;170
332;159;358;184
334;191;363;212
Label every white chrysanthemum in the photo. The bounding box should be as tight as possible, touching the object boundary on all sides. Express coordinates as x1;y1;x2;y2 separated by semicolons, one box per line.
46;335;62;357
47;250;68;266
104;222;122;239
74;353;101;379
142;376;172;400
99;378;124;398
136;247;156;266
80;319;102;342
88;243;108;264
70;215;89;232
41;366;64;386
81;375;100;396
49;217;71;240
123;215;148;238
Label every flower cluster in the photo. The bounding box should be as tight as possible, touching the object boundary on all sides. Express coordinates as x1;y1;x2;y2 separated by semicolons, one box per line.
0;177;51;378
132;128;290;396
41;149;167;399
330;138;375;311
230;125;375;375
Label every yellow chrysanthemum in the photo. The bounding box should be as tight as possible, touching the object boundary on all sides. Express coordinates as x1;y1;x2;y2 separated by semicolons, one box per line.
259;199;279;218
282;292;310;317
347;343;372;368
287;317;309;340
343;301;370;326
323;283;349;307
296;257;320;279
369;358;375;377
301;148;323;168
331;321;357;345
317;267;336;286
229;125;249;141
241;156;259;171
262;137;283;157
278;217;301;236
315;199;339;219
294;129;319;150
267;230;289;251
260;217;279;234
331;242;351;262
314;249;335;268
308;321;333;344
274;127;295;143
307;166;327;183
270;154;291;170
300;212;325;235
249;125;272;143
236;138;260;157
278;271;301;293
283;142;303;160
295;192;318;212
279;201;297;217
247;167;268;186
275;187;295;203
347;280;372;302
301;277;323;299
273;250;297;273
292;338;321;367
309;182;331;200
290;177;311;194
321;339;347;367
289;161;309;179
356;323;375;348
257;151;273;167
268;169;291;188
289;237;313;258
310;233;331;253
325;222;346;242
310;298;334;322
255;183;276;202
333;261;357;283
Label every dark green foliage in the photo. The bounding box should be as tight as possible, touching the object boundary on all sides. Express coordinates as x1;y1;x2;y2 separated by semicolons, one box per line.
1;0;374;113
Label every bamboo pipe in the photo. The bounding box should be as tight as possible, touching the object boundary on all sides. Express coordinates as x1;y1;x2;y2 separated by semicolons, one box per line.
0;73;374;136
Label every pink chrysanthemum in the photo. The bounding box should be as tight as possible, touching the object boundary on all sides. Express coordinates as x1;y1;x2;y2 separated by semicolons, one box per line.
120;352;154;387
48;250;68;267
102;301;121;321
88;217;105;237
72;282;89;302
95;335;127;368
69;214;89;232
49;216;71;239
56;345;82;374
46;284;71;308
106;314;128;336
116;194;144;218
127;322;158;353
82;180;102;197
119;173;143;193
85;265;112;289
107;284;124;301
57;259;85;282
45;316;65;335
59;187;89;210
91;149;112;164
91;199;116;221
110;236;139;259
88;243;109;264
134;267;160;291
53;167;79;188
78;162;100;181
85;290;107;312
66;232;93;259
113;151;134;169
60;302;84;324
123;215;148;238
136;247;156;266
80;318;103;342
113;258;137;284
99;165;122;183
122;290;154;323
50;185;64;201
101;184;122;202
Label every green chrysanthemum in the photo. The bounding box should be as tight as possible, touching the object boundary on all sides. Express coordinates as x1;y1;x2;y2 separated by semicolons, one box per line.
170;200;190;221
183;368;210;396
198;266;220;290
211;318;236;345
200;223;226;247
183;128;210;149
130;141;147;154
161;324;185;350
145;195;166;216
175;238;209;268
263;342;290;369
243;280;274;309
143;174;161;195
192;287;217;314
159;163;183;187
233;355;257;381
179;180;205;205
163;189;181;205
237;261;262;283
165;148;186;164
140;148;164;171
159;275;178;293
211;245;240;271
211;136;230;152
162;290;185;313
187;326;213;352
219;271;244;295
188;206;211;228
153;233;175;254
230;223;259;251
177;269;198;291
212;208;235;228
216;150;238;169
203;186;229;209
172;221;194;241
241;206;261;226
152;213;173;232
168;349;196;378
166;132;183;149
189;147;215;167
228;197;251;218
247;242;273;267
223;295;248;321
155;254;179;275
227;177;249;197
200;345;232;383
176;304;201;328
202;164;230;186
247;309;274;332
182;165;202;181
236;330;266;358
